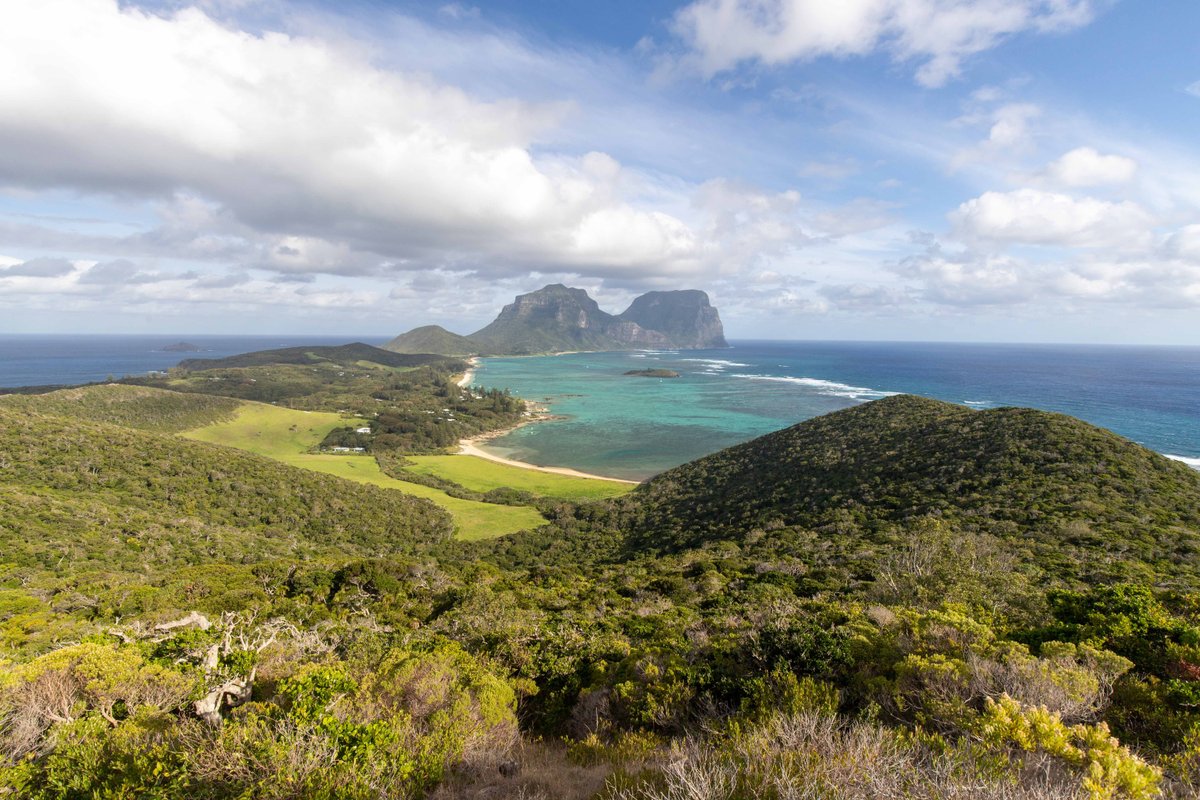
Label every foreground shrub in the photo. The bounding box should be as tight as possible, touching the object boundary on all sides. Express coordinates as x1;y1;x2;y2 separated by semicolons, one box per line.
599;708;1161;800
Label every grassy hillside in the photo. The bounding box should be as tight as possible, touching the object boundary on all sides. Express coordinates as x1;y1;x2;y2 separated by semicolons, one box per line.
182;403;547;540
0;406;454;576
0;383;242;432
175;342;453;371
384;325;477;355
627;394;1200;584
4;392;1199;798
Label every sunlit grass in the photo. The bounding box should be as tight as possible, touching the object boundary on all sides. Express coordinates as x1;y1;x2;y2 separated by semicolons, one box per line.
403;454;633;500
181;403;545;540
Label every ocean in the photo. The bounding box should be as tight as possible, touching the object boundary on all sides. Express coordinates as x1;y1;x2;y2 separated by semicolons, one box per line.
0;334;386;389
2;336;1196;481
471;341;1200;481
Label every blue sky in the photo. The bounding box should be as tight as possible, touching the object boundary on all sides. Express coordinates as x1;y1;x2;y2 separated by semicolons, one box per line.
0;0;1198;343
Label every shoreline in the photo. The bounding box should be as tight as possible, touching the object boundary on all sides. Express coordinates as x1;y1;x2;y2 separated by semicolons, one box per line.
455;357;481;388
456;406;640;485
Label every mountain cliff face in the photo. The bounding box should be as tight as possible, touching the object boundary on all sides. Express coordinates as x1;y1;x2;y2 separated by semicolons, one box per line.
385;284;728;356
618;290;727;349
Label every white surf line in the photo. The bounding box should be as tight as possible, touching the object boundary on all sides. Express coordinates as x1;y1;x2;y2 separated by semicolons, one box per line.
1165;454;1200;470
456;357;481;388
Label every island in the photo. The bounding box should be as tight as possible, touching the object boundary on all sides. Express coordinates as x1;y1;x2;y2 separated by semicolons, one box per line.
385;283;728;355
624;368;680;378
160;341;205;352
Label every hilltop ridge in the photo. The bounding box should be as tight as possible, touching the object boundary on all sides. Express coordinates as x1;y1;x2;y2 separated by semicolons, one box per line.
624;394;1200;584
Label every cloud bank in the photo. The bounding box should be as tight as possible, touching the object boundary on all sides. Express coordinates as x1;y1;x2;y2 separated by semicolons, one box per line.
669;0;1096;86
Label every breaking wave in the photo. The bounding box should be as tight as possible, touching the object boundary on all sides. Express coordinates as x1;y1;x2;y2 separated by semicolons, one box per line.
730;373;898;401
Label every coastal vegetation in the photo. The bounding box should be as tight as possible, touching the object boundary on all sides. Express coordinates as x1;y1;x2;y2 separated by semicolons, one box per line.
180;401;547;540
2;353;1200;798
0;384;242;433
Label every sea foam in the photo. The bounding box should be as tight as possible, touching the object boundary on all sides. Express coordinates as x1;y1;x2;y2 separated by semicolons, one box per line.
731;374;898;401
1165;454;1200;470
681;358;750;368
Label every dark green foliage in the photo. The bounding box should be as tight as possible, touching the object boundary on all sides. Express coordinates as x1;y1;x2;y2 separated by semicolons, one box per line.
0;406;453;578
627;394;1200;585
175;342;451;371
0;384;242;432
383;325;478;356
124;354;524;454
331;381;523;454
4;384;1200;797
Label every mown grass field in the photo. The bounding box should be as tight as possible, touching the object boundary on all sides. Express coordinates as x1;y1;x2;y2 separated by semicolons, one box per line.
181;403;545;540
403;454;634;500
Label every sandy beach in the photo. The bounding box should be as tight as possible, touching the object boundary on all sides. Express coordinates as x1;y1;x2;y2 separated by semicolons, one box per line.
457;408;639;484
455;357;480;388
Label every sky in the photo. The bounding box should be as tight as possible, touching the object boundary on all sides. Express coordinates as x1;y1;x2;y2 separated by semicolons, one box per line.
0;0;1198;343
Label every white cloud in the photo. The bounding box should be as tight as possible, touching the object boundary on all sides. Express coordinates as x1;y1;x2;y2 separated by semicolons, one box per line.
819;282;912;310
669;0;1097;87
896;248;1032;305
0;257;76;277
1167;224;1200;261
1044;147;1137;186
984;103;1041;148
948;102;1040;171
1187;80;1200;98
0;0;736;282
950;188;1154;248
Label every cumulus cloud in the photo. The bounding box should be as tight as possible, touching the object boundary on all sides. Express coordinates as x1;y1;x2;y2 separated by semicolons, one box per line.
983;103;1041;148
893;229;1200;310
0;0;738;283
669;0;1097;86
819;282;912;310
949;188;1155;248
1167;224;1200;261
1044;147;1137;186
0;257;76;277
77;259;176;285
948;102;1040;171
896;248;1032;305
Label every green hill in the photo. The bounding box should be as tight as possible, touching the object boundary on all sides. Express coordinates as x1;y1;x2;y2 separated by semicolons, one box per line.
176;342;452;370
383;325;477;355
0;383;243;432
0;406;454;576
626;394;1200;584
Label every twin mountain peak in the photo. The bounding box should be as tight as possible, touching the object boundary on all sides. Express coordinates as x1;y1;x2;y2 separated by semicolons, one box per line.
385;284;728;356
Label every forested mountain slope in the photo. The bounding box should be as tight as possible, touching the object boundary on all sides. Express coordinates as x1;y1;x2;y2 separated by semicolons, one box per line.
0;383;243;432
626;395;1200;584
0;406;454;576
175;342;452;371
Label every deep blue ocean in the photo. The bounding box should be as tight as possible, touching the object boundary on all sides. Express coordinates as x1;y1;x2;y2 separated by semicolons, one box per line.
472;341;1200;480
1;335;1196;481
0;334;386;388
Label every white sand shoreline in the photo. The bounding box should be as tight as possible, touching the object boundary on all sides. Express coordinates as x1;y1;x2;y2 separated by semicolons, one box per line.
456;406;639;485
454;356;639;484
458;438;639;484
455;357;480;388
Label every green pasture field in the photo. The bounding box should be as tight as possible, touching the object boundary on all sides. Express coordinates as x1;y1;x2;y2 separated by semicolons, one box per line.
402;454;634;500
181;403;545;540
